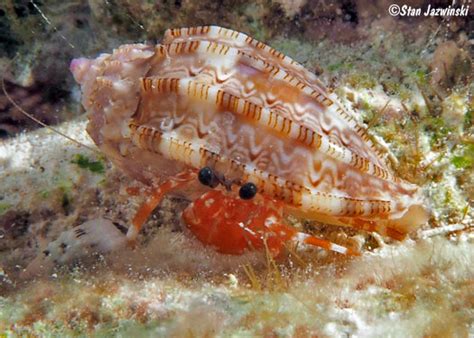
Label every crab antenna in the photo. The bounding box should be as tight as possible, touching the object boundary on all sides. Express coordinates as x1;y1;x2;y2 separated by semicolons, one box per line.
1;73;101;155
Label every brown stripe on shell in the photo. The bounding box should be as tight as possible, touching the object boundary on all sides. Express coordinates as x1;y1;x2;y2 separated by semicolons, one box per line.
161;27;387;167
157;40;383;160
138;76;396;183
128;120;392;218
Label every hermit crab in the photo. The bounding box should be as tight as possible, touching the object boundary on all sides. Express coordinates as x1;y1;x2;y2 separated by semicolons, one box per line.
70;26;428;256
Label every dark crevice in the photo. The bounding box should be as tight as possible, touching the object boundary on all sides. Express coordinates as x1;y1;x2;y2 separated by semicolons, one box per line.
341;0;358;24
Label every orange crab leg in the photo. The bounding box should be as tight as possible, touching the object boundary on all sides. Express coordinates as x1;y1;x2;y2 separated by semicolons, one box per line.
127;169;197;242
295;232;358;256
182;190;358;256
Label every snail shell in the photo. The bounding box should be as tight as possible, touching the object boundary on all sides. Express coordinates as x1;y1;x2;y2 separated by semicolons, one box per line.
71;26;428;240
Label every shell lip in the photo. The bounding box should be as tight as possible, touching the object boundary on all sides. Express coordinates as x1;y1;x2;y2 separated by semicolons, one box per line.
70;57;92;84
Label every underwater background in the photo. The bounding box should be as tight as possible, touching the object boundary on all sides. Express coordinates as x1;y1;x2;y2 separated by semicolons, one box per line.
0;0;473;336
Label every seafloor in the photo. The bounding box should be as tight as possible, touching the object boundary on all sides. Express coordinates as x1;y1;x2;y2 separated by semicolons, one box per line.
0;1;473;336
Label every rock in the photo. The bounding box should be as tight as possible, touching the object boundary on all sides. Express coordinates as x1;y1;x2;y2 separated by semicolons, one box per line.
430;41;472;92
21;218;126;279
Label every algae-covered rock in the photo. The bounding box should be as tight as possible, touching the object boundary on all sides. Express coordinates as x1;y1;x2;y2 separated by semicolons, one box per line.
430;40;472;93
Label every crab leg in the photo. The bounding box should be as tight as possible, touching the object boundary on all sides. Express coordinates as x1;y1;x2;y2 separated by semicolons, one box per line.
292;232;359;256
260;215;358;256
182;189;358;256
127;169;197;243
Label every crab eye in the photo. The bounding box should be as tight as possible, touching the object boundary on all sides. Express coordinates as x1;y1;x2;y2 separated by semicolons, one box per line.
239;182;257;200
198;167;218;187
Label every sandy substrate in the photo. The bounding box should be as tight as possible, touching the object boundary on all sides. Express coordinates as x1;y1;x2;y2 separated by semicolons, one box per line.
1;5;473;333
0;114;472;336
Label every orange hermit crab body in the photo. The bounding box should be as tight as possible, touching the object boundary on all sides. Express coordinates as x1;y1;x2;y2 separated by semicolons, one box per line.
70;26;427;256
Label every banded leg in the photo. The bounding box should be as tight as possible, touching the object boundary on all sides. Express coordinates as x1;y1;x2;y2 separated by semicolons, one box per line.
293;232;359;256
127;169;198;243
262;213;359;256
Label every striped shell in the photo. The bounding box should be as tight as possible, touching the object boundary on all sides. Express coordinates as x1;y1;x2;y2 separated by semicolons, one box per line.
71;26;427;240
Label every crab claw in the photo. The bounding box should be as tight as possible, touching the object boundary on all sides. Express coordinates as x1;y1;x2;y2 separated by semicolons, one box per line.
70;57;92;84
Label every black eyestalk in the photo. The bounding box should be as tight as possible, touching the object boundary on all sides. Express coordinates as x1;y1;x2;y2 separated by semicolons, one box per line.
239;182;257;200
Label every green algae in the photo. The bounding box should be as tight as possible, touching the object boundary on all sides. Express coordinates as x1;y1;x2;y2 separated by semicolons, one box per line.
346;72;377;90
71;154;105;174
269;37;316;66
328;61;354;72
465;109;473;129
451;144;474;169
39;190;50;199
0;202;11;216
423;116;453;149
412;69;429;86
